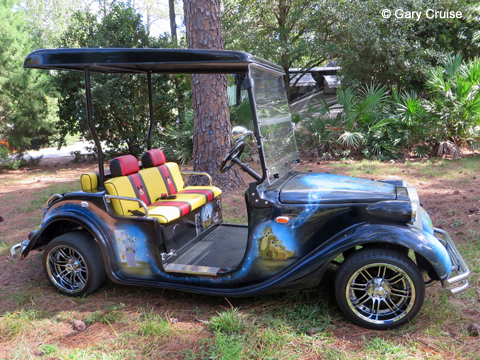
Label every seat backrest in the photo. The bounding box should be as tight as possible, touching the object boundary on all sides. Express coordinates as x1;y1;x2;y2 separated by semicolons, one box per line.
81;171;99;191
105;155;147;215
141;149;185;194
110;155;140;178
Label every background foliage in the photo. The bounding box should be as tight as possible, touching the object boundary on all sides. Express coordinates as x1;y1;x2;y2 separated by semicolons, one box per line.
0;0;58;151
54;2;191;157
300;55;480;160
0;0;479;162
335;0;480;89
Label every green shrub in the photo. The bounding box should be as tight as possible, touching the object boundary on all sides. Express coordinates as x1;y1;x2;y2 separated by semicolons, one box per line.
300;56;480;160
0;151;43;170
161;111;194;164
424;54;480;156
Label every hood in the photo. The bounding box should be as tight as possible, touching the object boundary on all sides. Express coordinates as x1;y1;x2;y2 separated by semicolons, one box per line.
279;173;397;204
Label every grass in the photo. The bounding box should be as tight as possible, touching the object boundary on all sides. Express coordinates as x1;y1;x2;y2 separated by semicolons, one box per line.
16;182;79;214
1;156;480;358
362;335;411;357
188;307;303;359
85;303;127;325
0;309;38;340
137;308;173;337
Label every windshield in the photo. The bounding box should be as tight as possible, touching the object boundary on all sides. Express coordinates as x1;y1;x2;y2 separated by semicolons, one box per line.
250;66;299;183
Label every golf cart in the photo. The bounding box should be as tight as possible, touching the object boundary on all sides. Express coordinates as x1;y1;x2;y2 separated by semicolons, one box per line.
11;48;470;330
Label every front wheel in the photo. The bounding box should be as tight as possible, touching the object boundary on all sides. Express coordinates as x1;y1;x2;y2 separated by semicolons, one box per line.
335;248;425;330
43;232;106;296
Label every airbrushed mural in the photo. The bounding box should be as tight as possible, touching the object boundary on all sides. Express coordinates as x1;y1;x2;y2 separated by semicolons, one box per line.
113;228;156;277
257;226;296;260
201;202;214;228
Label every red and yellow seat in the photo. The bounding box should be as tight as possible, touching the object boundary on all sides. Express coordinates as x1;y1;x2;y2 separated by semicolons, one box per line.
99;150;221;224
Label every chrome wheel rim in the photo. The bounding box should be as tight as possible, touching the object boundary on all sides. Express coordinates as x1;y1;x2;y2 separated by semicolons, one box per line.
46;245;88;294
346;263;416;325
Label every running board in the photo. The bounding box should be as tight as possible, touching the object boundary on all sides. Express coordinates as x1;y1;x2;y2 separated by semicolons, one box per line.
164;263;220;275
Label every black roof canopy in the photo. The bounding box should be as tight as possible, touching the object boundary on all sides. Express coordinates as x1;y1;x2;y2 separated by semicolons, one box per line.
24;48;284;74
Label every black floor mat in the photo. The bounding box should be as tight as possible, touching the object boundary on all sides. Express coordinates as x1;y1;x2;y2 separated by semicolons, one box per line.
166;225;248;269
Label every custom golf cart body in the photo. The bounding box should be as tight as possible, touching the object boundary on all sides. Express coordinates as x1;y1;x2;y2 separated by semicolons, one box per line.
12;48;470;330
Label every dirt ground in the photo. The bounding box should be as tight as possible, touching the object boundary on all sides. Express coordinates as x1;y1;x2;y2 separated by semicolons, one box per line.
1;154;479;358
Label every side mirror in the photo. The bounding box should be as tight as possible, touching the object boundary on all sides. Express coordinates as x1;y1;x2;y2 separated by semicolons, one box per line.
232;126;253;143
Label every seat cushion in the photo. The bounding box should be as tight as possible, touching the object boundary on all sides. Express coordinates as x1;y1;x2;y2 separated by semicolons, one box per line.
146;193;208;224
174;193;208;210
179;186;222;201
141;149;185;194
147;204;185;224
105;172;152;216
138;167;170;202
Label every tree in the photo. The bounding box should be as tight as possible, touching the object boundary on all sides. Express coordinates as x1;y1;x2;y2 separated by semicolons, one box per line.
336;0;480;89
168;0;176;42
222;0;339;99
135;0;166;35
20;0;83;48
55;2;186;157
183;0;244;190
0;0;58;150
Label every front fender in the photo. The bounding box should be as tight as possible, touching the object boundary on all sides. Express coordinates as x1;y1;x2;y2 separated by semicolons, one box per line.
278;223;452;291
318;223;451;280
347;224;451;280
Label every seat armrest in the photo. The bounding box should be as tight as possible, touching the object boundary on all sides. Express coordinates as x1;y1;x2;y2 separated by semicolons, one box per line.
180;171;212;186
104;194;150;218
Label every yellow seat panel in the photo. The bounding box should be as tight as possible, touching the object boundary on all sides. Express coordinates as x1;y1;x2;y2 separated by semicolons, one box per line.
138;167;169;202
146;193;206;224
176;193;207;210
165;162;184;190
180;186;222;198
81;172;98;191
105;177;139;215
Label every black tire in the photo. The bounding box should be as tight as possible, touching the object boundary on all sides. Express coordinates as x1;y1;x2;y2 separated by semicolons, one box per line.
335;248;425;330
43;232;106;297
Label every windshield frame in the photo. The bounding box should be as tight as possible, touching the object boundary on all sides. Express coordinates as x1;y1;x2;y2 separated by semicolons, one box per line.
246;64;299;186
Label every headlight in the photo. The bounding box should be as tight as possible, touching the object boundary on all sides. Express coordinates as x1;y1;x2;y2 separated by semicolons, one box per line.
366;201;417;223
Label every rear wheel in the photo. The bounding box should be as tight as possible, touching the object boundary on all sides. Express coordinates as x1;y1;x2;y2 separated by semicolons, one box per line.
335;248;425;330
43;232;106;296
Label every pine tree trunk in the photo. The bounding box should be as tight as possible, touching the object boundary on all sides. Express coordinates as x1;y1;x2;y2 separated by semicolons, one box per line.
168;0;177;42
183;0;245;190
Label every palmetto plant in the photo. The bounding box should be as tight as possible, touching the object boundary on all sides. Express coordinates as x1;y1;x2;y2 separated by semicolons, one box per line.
391;89;436;157
425;54;480;156
300;56;480;160
302;84;401;159
161;111;194;164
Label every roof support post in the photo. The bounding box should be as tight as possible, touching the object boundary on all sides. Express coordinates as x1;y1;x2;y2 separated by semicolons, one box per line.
84;67;105;189
147;71;155;150
244;69;268;185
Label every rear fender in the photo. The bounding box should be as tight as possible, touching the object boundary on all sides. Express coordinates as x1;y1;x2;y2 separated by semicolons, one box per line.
21;207;114;270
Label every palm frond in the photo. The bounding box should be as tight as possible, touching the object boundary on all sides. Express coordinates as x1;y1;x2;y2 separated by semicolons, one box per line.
338;131;364;149
442;53;463;78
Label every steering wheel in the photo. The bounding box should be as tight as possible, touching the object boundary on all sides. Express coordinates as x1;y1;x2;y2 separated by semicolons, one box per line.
218;142;246;173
